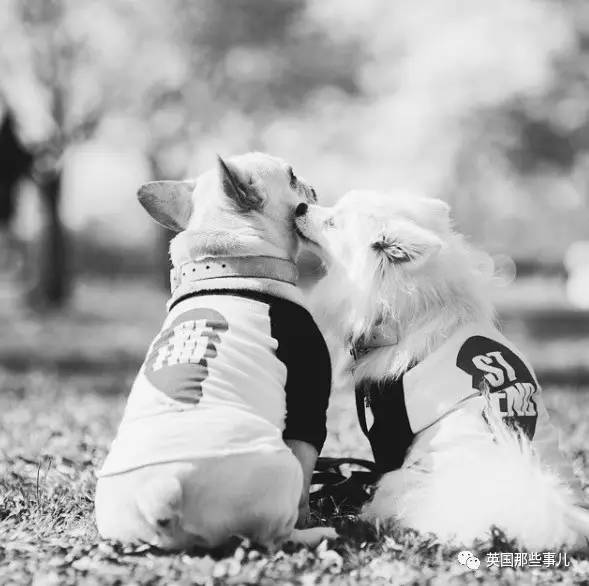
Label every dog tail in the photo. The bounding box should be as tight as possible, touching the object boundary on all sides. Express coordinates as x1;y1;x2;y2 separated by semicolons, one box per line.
366;409;585;549
135;475;184;544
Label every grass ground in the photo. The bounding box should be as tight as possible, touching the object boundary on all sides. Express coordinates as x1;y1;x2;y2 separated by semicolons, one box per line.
2;276;589;585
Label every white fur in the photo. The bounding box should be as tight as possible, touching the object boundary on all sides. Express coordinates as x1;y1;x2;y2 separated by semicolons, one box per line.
298;190;589;549
364;407;584;549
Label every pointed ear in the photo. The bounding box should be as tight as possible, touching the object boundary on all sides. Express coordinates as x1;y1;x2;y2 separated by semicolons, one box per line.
217;155;264;211
372;223;442;267
137;180;195;231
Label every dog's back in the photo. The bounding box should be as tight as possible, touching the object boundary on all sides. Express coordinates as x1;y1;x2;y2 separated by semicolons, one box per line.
99;293;290;477
96;289;330;548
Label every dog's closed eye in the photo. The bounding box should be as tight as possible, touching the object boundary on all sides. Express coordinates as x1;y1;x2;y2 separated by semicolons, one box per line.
371;237;411;263
372;224;442;268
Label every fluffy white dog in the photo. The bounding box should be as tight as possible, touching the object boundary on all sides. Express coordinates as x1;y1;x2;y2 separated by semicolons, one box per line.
95;153;335;550
295;190;589;549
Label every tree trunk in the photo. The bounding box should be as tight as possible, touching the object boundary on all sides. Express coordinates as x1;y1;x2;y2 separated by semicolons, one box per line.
28;171;69;309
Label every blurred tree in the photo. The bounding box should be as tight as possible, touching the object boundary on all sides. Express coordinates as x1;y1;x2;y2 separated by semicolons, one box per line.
0;111;33;229
1;0;361;296
0;0;110;307
506;8;589;178
459;0;589;258
0;109;33;275
0;0;182;303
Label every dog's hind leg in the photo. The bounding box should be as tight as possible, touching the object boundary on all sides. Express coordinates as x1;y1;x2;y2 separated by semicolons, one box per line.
134;474;215;550
135;475;184;537
97;470;196;550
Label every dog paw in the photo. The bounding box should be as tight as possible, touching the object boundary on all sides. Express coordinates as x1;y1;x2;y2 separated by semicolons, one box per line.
288;527;339;547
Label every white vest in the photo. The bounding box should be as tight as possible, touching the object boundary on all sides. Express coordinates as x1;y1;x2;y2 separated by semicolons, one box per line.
364;323;573;483
99;294;289;476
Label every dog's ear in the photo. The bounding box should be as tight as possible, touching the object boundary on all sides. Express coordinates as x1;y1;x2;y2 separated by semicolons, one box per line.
217;155;265;212
372;223;442;267
137;180;195;231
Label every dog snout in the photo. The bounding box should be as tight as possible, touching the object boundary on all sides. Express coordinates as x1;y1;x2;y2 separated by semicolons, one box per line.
295;203;308;217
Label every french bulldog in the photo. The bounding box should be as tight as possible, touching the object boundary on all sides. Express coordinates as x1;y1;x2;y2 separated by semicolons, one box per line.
95;153;335;550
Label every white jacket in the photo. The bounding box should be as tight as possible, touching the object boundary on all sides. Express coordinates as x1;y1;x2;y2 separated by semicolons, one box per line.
99;290;331;477
362;323;575;484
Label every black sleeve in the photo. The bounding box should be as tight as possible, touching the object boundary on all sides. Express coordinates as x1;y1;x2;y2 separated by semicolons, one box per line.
269;300;332;454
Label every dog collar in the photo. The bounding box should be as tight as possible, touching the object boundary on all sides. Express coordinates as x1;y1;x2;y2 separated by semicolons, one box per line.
351;324;399;361
170;255;298;294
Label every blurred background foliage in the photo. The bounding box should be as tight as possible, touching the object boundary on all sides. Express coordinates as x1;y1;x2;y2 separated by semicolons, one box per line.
0;0;588;310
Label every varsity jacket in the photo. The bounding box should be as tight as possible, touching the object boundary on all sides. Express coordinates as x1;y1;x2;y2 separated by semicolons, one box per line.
99;289;331;477
359;322;572;482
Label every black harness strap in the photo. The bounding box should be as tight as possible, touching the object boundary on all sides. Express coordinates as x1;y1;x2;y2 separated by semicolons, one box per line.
311;374;416;512
358;376;415;474
355;381;370;438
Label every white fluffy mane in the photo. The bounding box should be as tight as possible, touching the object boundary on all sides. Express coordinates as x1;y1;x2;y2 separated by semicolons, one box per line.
309;231;496;382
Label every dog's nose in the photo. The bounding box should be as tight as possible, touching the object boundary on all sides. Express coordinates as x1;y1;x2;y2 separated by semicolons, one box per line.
295;202;308;217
